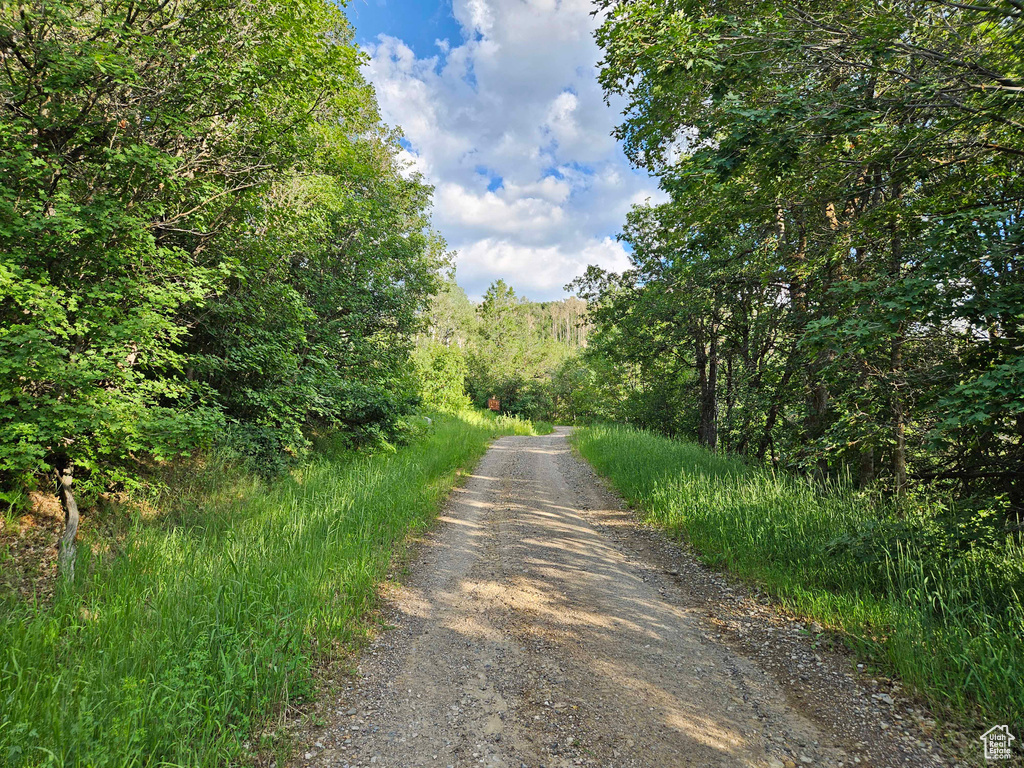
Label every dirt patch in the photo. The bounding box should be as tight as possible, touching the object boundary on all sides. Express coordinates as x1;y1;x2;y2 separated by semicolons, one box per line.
558;446;968;767
0;491;62;603
285;429;963;768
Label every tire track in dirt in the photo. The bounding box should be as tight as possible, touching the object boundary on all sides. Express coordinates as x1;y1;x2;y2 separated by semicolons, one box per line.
289;428;951;768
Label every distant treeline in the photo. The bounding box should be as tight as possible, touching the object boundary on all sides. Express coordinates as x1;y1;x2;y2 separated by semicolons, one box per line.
0;1;443;508
567;0;1023;512
413;279;589;418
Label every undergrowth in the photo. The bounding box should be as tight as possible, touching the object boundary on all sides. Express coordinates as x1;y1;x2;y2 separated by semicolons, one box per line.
0;409;535;767
531;420;556;436
572;423;1024;732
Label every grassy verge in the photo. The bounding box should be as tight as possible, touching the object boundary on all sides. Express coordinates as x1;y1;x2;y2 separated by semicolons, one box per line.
572;423;1024;731
0;409;537;767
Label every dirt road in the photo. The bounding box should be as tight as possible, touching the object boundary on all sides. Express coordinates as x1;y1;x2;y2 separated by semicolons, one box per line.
291;429;951;768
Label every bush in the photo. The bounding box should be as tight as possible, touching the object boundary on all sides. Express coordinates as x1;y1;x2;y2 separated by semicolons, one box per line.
412;343;472;412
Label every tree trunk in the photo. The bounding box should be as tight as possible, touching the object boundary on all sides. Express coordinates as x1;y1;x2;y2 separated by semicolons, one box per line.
891;332;907;499
706;328;719;451
695;336;709;445
858;446;875;489
757;342;799;462
889;196;907;500
807;373;831;482
56;467;80;582
724;353;735;451
1011;413;1024;524
790;212;829;478
694;321;719;451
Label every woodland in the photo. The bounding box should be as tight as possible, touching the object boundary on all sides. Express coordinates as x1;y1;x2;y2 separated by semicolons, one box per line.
1;0;1023;761
7;0;1019;546
413;279;589;417
568;0;1024;514
411;0;1024;725
422;0;1024;516
1;0;444;517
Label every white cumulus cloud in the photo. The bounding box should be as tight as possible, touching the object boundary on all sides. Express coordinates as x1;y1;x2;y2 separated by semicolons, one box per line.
457;237;634;297
362;0;665;300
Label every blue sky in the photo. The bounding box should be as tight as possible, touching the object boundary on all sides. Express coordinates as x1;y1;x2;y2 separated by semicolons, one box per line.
347;0;461;59
345;0;663;301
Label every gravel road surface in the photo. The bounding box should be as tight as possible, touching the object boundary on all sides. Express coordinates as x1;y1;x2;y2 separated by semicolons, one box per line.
290;428;952;768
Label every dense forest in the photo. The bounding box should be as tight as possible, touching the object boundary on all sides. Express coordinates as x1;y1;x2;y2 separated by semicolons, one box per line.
563;0;1023;515
11;0;1019;540
1;1;442;524
1;0;1022;761
414;278;590;418
3;0;1020;578
0;5;539;762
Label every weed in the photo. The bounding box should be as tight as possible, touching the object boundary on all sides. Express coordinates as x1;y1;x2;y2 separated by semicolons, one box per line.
572;423;1024;731
531;421;556;436
0;409;527;767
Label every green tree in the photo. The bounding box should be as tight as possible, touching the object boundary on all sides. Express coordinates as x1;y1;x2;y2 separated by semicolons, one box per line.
1;0;442;564
587;0;1024;506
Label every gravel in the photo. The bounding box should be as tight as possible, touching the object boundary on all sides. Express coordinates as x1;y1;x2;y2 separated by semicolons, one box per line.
286;428;956;768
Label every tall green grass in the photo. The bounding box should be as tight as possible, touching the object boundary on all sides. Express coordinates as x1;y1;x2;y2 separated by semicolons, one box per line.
573;423;1024;729
0;409;535;767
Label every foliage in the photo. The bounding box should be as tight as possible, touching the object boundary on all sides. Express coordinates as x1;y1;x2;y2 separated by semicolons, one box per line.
574;423;1024;727
579;0;1024;511
412;342;472;411
413;278;590;420
0;409;538;767
0;0;440;502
